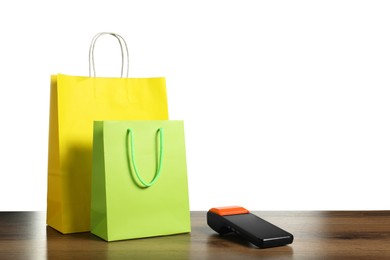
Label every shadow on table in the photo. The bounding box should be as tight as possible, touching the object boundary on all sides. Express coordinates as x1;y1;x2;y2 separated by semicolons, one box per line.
46;226;191;260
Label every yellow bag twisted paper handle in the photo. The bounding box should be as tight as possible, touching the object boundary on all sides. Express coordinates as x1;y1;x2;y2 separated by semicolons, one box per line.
88;32;129;78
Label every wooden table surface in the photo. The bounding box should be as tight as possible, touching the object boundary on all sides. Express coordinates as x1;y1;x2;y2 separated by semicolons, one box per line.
1;211;390;259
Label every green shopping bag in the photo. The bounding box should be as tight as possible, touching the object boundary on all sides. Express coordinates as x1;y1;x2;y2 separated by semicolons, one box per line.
91;120;191;241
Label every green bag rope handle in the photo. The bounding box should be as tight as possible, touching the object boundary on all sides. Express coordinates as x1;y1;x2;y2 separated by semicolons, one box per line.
126;128;164;188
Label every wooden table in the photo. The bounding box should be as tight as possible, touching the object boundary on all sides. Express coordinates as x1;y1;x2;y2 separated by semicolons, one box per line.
1;211;390;259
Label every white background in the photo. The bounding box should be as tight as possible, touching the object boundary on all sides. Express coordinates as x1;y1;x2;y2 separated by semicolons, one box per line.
1;0;389;211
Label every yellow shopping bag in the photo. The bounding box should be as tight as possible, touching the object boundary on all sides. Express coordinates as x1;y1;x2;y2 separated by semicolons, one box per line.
47;32;168;233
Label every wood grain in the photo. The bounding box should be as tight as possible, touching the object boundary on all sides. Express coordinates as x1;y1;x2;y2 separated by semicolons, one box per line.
0;211;389;259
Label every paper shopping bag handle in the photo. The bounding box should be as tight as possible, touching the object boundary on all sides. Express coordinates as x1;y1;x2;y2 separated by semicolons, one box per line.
88;32;130;78
126;128;164;188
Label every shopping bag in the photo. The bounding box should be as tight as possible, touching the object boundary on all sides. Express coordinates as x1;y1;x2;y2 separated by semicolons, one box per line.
91;120;191;241
47;32;169;234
